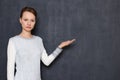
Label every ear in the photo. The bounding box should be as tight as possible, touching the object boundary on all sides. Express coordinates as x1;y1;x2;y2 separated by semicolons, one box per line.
19;18;22;24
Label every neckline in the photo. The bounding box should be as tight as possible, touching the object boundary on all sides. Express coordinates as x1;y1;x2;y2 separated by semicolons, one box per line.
17;35;35;40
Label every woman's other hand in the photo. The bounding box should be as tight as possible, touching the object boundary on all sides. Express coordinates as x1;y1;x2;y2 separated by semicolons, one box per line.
58;39;76;48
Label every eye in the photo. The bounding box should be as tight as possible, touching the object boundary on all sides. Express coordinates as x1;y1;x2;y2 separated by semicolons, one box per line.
31;19;35;22
24;19;28;21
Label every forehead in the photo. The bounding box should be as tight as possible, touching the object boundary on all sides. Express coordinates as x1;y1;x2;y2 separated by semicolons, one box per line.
22;11;35;19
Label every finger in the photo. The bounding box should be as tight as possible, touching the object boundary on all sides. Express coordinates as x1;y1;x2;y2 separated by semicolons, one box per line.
70;39;76;42
68;39;75;44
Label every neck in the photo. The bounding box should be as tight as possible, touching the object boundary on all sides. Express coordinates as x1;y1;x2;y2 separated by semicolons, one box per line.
19;30;33;38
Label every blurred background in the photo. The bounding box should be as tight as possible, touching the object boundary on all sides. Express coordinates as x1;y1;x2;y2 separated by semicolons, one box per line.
0;0;120;80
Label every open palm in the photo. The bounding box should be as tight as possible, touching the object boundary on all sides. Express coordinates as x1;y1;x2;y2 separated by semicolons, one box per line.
58;39;76;48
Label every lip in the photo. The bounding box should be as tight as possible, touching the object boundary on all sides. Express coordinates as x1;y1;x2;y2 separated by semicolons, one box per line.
26;26;32;29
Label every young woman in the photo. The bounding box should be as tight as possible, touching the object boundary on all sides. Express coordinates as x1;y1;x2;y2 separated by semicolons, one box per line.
7;7;75;80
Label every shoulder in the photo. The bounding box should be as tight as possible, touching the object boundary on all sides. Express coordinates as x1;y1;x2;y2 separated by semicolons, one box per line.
8;36;19;46
8;35;43;42
8;35;17;41
33;35;43;41
8;35;20;42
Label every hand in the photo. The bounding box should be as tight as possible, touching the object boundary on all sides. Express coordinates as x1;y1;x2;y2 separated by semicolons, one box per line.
58;39;76;48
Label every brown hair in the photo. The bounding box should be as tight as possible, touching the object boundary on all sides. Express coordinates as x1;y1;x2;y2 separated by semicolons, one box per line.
20;7;37;20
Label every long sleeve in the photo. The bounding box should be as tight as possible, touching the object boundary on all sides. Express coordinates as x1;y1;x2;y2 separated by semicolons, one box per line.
41;42;63;66
7;39;16;80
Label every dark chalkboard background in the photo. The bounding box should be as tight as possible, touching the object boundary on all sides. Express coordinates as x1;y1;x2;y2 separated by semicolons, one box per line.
0;0;120;80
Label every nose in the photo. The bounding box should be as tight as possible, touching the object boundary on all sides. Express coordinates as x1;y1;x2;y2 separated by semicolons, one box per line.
27;21;31;26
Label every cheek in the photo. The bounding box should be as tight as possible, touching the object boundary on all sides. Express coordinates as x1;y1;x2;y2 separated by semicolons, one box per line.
33;22;36;26
31;23;35;28
20;21;26;26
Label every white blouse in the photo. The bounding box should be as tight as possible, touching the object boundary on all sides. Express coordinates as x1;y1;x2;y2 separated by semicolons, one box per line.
7;35;63;80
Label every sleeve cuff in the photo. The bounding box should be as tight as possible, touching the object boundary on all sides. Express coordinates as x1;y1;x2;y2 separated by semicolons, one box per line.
52;47;63;57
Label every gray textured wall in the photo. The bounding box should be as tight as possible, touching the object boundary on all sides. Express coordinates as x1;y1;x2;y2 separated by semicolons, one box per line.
0;0;120;80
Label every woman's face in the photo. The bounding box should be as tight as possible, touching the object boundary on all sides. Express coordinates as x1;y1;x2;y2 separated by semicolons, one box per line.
19;11;36;32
